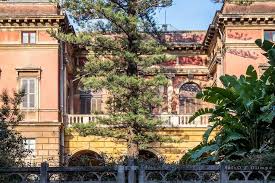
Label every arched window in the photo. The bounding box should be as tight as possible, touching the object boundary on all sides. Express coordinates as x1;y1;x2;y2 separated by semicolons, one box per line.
68;150;104;166
179;82;201;114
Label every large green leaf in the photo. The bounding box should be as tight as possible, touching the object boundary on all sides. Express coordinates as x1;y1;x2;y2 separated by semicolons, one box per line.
188;108;214;123
255;39;275;52
246;65;258;81
267;49;275;66
223;131;246;144
191;144;219;160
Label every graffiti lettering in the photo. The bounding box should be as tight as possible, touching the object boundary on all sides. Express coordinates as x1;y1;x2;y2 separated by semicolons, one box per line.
164;33;205;44
161;56;205;66
178;56;204;66
228;30;252;41
228;49;259;60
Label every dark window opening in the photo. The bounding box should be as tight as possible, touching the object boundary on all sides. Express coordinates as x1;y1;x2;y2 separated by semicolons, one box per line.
179;82;202;115
264;31;275;42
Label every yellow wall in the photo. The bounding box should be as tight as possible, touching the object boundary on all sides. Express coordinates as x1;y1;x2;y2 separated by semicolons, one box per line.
65;127;211;163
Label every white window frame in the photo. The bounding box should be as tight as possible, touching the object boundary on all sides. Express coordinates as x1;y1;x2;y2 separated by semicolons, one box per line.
20;77;38;109
22;31;36;44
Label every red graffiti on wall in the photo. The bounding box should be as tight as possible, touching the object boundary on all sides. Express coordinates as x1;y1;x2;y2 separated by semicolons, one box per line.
161;56;205;66
228;49;259;60
178;56;204;66
227;30;253;41
164;33;205;44
161;60;177;66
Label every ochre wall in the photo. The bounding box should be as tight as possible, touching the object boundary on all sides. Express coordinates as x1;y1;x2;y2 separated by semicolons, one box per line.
65;128;212;163
15;125;60;166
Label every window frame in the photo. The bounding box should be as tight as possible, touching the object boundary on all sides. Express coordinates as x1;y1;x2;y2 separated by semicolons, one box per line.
179;82;202;115
21;31;37;44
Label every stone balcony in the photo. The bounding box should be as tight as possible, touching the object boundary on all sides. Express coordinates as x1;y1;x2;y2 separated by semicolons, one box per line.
65;114;210;128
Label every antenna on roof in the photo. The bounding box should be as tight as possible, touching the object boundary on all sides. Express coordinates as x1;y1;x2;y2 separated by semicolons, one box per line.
162;9;168;32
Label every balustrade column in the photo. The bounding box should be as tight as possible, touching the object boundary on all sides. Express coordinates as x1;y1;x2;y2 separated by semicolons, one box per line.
69;80;74;114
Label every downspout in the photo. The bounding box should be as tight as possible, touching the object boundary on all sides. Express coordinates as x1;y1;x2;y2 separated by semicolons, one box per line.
59;0;66;166
218;27;225;77
59;41;65;165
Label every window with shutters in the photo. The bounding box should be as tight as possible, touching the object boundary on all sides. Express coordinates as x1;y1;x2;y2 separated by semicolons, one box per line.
80;90;102;114
21;78;38;109
91;98;102;113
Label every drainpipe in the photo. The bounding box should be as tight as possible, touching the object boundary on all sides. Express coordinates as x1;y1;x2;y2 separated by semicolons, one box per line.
218;27;225;77
59;41;65;165
58;0;66;166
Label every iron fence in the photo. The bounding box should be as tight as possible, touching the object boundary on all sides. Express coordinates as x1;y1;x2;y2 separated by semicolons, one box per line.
0;162;274;183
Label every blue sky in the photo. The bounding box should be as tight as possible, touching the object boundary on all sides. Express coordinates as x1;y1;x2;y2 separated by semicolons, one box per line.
155;0;222;30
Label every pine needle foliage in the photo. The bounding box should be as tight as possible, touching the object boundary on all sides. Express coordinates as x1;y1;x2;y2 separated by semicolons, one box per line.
0;90;29;168
54;0;173;161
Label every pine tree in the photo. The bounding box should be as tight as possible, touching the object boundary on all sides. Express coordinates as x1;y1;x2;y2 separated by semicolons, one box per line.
0;90;29;167
56;0;173;163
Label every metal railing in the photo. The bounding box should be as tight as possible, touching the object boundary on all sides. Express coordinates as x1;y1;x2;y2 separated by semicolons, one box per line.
0;162;274;183
65;114;210;128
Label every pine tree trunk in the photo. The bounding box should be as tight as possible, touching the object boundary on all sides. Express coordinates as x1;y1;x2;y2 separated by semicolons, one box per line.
127;127;139;165
127;142;139;165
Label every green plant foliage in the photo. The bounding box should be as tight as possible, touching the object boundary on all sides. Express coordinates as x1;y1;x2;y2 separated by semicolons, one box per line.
54;0;174;162
0;90;30;167
182;39;275;164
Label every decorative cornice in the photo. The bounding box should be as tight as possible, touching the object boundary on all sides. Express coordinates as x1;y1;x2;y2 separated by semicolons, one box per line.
203;12;275;51
0;44;59;48
0;15;64;27
167;44;207;54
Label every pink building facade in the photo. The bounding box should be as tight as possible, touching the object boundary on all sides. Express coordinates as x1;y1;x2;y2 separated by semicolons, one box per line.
0;0;273;165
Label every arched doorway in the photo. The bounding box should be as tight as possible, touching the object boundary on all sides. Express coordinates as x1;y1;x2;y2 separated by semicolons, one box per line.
179;82;201;114
68;150;104;166
138;150;159;161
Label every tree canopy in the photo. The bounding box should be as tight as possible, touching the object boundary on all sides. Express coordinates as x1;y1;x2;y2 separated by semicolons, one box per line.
56;0;174;163
0;90;29;168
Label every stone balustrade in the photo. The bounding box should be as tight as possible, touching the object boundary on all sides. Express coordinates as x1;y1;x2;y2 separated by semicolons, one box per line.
65;114;210;128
